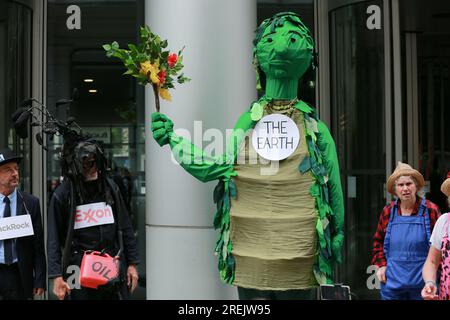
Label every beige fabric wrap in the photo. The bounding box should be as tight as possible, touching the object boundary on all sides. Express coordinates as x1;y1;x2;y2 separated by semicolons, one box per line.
230;108;317;290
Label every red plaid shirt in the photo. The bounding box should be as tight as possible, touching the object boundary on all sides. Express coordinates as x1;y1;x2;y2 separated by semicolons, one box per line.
371;197;441;267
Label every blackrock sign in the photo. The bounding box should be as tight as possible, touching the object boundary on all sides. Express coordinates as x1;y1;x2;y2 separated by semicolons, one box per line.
0;215;34;240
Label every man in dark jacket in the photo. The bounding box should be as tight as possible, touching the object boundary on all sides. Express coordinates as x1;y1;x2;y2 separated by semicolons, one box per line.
47;139;139;300
0;147;46;299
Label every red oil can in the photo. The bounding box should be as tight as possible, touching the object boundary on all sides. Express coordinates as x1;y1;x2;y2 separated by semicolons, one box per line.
79;251;120;289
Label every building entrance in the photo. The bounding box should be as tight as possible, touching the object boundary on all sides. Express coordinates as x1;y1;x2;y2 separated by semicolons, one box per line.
46;0;146;299
328;0;387;300
401;0;450;213
0;0;32;192
327;0;450;299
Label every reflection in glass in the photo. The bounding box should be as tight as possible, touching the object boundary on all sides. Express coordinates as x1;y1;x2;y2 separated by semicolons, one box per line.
46;0;146;299
0;1;32;192
330;0;386;299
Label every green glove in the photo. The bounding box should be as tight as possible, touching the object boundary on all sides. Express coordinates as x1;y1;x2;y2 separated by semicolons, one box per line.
151;112;174;147
331;233;344;264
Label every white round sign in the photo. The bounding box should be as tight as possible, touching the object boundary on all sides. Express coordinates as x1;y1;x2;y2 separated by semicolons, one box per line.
251;114;300;161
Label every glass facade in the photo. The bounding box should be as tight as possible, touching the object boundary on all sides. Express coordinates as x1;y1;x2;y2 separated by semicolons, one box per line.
46;0;146;299
400;0;450;213
330;0;386;299
0;0;32;192
417;36;450;212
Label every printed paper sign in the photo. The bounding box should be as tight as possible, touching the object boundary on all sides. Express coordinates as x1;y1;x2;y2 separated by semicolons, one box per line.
252;114;300;161
0;215;34;240
74;202;115;230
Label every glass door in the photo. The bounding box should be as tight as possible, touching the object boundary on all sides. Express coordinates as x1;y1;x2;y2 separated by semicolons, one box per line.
0;0;32;192
46;0;146;299
328;0;392;299
401;0;450;213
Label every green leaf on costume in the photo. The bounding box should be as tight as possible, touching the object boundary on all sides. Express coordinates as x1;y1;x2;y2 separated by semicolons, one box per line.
306;117;318;133
222;241;228;259
299;156;311;173
321;185;330;203
250;102;264;121
309;183;320;197
319;256;332;275
318;205;326;220
213;210;222;229
321;217;330;230
313;269;328;285
226;255;235;270
316;219;326;249
228;180;237;199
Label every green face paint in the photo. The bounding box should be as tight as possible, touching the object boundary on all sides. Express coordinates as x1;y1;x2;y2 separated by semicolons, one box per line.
256;20;313;80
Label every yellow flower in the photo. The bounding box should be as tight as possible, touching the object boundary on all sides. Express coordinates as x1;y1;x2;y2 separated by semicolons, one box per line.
140;60;160;85
139;61;151;74
159;88;172;101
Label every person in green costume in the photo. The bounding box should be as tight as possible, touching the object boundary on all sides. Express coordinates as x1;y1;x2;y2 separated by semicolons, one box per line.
151;12;344;300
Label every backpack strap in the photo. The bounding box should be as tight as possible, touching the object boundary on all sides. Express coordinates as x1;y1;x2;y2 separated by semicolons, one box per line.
62;179;76;280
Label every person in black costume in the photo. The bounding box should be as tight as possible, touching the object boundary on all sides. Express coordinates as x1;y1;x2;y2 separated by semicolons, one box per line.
47;139;140;300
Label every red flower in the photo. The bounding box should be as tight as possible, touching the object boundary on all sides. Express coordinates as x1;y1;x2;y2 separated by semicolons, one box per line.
168;53;178;68
158;70;166;84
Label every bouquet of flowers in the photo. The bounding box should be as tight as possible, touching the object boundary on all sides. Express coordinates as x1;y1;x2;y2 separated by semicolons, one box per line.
103;26;190;112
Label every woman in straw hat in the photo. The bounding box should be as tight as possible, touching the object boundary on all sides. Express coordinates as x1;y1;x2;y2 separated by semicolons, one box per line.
371;162;441;300
422;172;450;300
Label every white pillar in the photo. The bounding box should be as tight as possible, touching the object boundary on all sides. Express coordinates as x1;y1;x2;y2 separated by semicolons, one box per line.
145;0;256;299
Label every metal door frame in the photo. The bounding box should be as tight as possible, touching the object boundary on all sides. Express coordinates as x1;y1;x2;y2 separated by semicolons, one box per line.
31;0;47;300
317;0;402;200
405;32;420;169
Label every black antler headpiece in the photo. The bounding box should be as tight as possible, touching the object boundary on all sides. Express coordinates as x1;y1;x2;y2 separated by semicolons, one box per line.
12;90;112;206
12;89;82;151
11;89;108;185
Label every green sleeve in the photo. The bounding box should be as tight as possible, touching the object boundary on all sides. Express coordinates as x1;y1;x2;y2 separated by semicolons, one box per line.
167;111;254;183
317;120;345;263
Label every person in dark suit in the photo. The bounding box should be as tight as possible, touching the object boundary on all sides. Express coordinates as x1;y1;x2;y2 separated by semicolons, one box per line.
0;147;46;299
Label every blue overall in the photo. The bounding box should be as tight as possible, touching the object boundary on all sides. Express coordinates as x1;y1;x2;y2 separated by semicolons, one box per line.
380;198;431;300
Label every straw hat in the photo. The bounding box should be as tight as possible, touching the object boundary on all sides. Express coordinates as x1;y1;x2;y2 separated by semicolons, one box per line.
387;162;425;195
441;172;450;197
